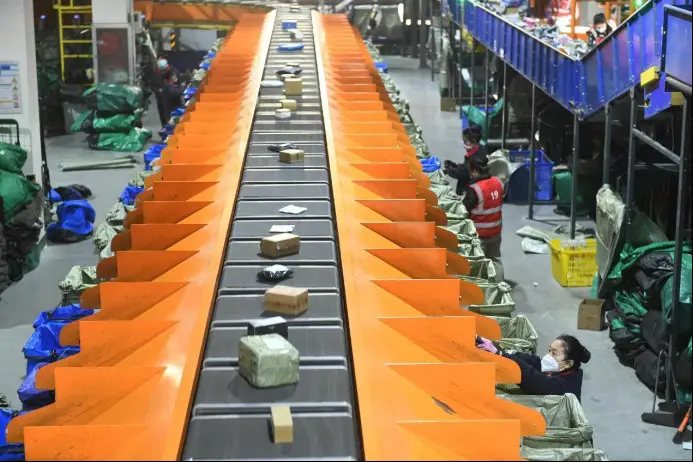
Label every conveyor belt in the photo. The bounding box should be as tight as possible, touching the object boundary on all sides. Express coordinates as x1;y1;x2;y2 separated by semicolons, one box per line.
182;8;362;461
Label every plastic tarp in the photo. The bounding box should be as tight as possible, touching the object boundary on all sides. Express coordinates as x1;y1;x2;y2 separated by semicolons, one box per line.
595;185;625;277
1;409;25;461
17;362;55;411
491;315;539;354
22;321;79;377
500;393;595;450
46;200;96;243
58;265;98;305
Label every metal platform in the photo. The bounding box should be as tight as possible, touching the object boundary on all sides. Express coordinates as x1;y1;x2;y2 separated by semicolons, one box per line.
182;9;362;461
458;0;692;118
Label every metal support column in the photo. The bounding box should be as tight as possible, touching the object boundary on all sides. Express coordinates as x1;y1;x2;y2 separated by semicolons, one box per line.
469;38;475;109
500;62;508;150
603;103;613;185
570;115;580;239
418;0;428;69
528;85;537;219
625;89;638;227
483;48;490;142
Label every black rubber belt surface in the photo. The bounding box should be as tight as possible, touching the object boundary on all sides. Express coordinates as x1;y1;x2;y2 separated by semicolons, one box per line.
182;8;361;461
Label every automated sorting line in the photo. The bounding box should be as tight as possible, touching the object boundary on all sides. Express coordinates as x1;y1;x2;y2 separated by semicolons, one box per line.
182;8;362;461
5;6;548;461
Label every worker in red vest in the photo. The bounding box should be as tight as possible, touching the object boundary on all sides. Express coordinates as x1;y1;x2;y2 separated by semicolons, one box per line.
462;152;505;281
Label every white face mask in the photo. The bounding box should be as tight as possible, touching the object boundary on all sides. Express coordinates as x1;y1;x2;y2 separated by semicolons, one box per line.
541;354;560;373
157;59;168;70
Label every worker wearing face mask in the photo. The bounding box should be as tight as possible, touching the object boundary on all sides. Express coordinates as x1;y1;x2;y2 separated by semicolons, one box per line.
443;125;484;195
476;334;591;401
587;13;613;48
152;56;180;127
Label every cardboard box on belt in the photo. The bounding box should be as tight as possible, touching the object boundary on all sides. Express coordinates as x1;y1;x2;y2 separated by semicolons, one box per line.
260;233;300;257
271;405;294;444
264;285;309;316
238;334;300;388
279;148;304;164
284;78;303;96
280;99;297;110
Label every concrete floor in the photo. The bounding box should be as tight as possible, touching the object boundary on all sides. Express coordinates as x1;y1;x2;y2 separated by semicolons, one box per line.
387;56;688;461
0;63;688;460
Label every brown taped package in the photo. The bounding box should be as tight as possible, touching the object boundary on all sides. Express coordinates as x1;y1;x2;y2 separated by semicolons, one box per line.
264;285;309;316
279;148;305;164
260;233;300;257
271;405;294;444
280;99;297;110
284;78;303;96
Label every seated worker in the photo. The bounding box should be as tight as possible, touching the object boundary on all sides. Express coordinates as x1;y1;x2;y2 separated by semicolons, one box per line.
443;125;484;195
462;152;505;281
476;334;591;402
587;13;613;48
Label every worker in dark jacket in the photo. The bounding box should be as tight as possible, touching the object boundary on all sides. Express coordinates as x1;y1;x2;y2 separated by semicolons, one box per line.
477;334;591;402
587;13;613;48
462;151;505;281
443;125;484;195
160;70;184;121
151;56;180;127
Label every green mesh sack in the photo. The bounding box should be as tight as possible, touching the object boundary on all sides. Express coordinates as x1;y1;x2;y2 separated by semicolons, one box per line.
93;222;119;251
501;393;594;450
457;237;485;260
521;447;609;461
445;219;478;241
467;281;515;316
490;315;539;354
460;258;498;283
426;169;448;185
58;265;98;305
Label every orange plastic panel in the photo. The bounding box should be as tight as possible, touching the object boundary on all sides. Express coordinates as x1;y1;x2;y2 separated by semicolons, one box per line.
313;11;544;461
7;11;277;461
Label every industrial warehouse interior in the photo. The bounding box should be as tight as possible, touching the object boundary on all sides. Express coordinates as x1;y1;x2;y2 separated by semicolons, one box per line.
0;0;691;460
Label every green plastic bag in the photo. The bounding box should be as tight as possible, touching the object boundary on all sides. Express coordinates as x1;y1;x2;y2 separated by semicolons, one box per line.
90;128;152;152
490;315;539;354
0;171;41;222
91;110;143;133
0;141;27;174
461;98;504;137
70;110;93;133
660;252;692;333
83;83;144;113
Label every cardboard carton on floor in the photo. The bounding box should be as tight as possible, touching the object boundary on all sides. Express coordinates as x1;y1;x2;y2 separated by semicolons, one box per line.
577;298;606;331
280;99;297;110
271;405;294;443
279;148;304;164
264;285;309;316
260;233;300;258
284;78;303;96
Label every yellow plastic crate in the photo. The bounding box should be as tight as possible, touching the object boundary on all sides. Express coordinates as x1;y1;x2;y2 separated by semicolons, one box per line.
549;239;598;287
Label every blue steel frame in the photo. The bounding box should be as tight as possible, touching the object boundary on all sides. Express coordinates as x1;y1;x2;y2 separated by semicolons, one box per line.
456;0;692;119
661;4;692;89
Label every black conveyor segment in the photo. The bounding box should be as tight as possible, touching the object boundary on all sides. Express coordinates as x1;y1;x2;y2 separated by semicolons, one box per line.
182;8;361;461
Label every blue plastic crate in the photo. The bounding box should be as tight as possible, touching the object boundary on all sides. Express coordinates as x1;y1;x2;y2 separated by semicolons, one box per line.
282;20;297;30
506;150;554;203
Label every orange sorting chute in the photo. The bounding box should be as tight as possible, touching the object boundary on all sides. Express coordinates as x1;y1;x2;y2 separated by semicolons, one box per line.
6;10;277;461
313;11;545;461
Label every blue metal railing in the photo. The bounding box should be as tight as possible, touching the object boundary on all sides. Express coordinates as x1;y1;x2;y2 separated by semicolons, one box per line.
454;0;692;118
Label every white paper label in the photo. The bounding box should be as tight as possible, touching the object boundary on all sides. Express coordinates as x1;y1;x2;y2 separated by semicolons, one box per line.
279;205;307;215
270;224;295;233
263;335;287;350
266;264;290;273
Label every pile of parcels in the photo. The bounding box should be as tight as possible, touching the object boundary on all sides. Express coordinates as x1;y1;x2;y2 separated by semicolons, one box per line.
70;83;152;152
367;41;610;461
0;142;43;295
595;185;692;405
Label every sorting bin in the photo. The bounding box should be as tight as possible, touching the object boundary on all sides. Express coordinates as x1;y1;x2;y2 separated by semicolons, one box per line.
506;150;554;203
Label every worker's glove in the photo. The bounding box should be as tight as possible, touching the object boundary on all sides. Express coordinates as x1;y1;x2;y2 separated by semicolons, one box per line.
475;336;498;354
443;159;457;171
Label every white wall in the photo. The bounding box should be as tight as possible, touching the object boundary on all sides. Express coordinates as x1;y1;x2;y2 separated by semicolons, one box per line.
0;0;42;186
92;0;132;24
